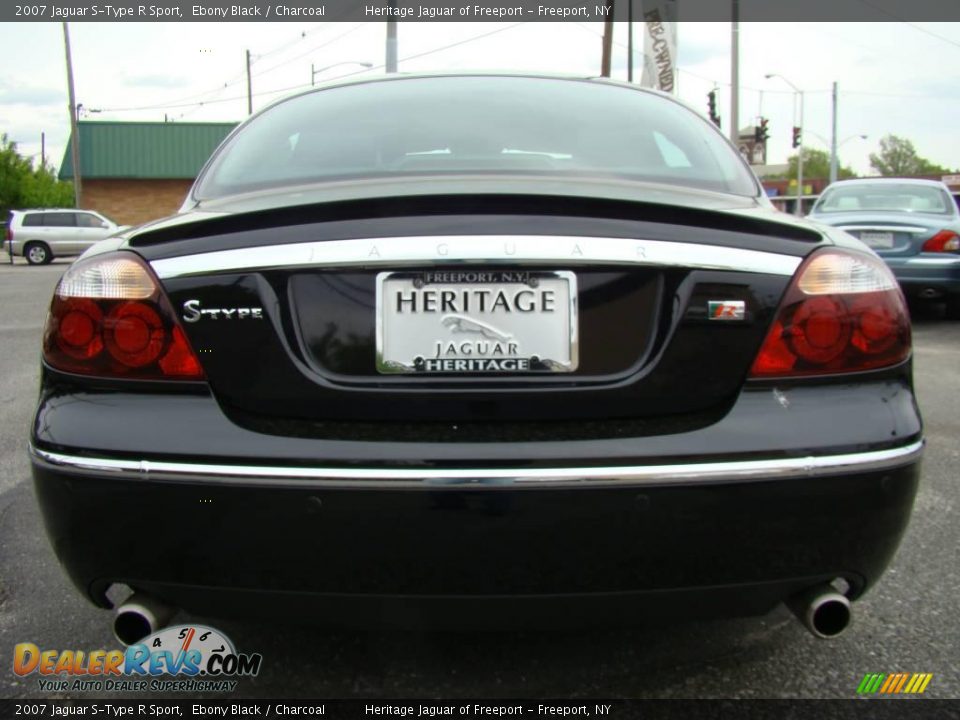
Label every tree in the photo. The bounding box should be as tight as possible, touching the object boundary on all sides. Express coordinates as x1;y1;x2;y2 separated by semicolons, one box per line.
0;133;34;211
21;165;74;208
869;134;953;176
769;147;856;182
0;133;74;214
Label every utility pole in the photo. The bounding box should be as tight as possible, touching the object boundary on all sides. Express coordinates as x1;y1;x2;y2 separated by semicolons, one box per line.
627;0;633;82
601;0;614;77
41;132;46;170
386;0;398;73
829;81;839;185
245;49;253;115
62;23;82;207
729;1;739;145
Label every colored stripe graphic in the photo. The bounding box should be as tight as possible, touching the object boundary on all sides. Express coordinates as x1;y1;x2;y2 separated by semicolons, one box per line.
857;673;885;694
857;673;932;694
913;674;933;694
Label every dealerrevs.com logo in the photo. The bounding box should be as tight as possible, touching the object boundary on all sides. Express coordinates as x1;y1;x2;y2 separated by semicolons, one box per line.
13;625;262;693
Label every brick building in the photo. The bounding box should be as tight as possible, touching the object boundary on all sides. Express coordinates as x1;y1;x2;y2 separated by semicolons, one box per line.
58;121;237;226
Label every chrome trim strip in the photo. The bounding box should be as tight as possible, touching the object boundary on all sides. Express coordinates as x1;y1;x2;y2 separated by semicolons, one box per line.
903;257;960;265
838;225;928;233
29;441;923;489
150;235;802;280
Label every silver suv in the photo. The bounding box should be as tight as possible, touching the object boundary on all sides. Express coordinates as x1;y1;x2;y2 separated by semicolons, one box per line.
6;209;120;265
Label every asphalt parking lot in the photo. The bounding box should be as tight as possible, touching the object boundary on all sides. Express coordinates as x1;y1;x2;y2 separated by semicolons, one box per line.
0;257;957;700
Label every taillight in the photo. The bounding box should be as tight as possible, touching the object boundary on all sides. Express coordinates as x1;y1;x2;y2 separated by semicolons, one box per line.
43;253;204;380
4;225;11;242
922;230;960;253
749;249;910;378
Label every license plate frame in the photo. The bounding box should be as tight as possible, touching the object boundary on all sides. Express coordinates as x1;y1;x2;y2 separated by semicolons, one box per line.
859;231;895;249
375;270;578;375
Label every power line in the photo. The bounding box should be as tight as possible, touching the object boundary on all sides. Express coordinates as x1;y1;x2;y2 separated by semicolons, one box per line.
572;22;807;95
247;24;367;80
399;22;523;64
676;67;814;95
263;23;525;91
851;1;960;51
897;21;960;51
93;23;526;116
254;23;327;61
94;24;361;113
842;89;960;99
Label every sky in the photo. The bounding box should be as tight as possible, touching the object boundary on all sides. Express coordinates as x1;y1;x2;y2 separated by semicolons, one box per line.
1;20;959;178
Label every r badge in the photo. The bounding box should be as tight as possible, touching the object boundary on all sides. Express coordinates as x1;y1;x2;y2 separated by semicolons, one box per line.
708;300;746;321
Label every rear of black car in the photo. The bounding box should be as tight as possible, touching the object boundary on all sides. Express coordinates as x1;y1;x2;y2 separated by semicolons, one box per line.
29;75;922;636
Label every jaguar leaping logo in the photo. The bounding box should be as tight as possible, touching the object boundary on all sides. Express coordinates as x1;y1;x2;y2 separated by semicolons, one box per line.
441;315;513;342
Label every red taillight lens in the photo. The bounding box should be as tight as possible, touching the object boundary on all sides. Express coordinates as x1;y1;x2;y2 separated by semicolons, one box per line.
43;253;205;380
750;250;910;378
922;230;960;253
104;301;165;368
4;225;11;242
55;299;103;359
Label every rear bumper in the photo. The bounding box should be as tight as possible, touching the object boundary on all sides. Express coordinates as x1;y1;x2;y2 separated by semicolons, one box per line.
886;255;960;297
31;441;921;489
29;376;924;624
30;447;922;623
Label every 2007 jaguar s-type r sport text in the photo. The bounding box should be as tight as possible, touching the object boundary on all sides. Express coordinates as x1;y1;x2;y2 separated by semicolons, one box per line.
30;74;923;644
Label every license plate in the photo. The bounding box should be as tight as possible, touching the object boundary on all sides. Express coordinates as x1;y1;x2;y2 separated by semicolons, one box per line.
376;270;578;374
859;231;894;249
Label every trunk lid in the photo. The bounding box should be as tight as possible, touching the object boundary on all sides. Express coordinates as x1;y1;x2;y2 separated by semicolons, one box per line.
814;211;947;257
132;193;822;429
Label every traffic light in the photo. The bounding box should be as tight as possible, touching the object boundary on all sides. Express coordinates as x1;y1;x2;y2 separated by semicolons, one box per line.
792;126;802;148
707;90;721;127
755;117;769;144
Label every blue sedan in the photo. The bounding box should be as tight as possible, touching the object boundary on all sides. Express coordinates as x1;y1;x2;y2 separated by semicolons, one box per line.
809;178;960;318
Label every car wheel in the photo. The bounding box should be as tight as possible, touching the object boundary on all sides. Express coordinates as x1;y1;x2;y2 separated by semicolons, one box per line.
25;242;51;265
945;296;960;321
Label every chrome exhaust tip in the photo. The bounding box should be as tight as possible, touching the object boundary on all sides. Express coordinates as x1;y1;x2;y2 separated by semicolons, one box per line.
786;584;852;639
113;593;175;646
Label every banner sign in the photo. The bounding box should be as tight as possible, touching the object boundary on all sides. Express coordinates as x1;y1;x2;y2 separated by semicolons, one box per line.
640;0;677;93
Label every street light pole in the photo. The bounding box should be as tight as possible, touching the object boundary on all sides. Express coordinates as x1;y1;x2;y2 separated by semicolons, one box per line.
797;89;804;217
730;1;740;144
245;49;253;115
829;81;839;185
386;0;398;73
766;73;804;217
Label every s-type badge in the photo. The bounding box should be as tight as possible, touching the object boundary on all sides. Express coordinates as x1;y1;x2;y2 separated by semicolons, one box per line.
182;299;263;323
708;300;746;321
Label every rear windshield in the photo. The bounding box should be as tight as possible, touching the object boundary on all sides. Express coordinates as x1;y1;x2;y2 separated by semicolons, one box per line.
815;184;955;215
195;76;758;200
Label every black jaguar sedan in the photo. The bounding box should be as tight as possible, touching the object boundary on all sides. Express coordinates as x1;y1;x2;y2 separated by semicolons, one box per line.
30;74;922;643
